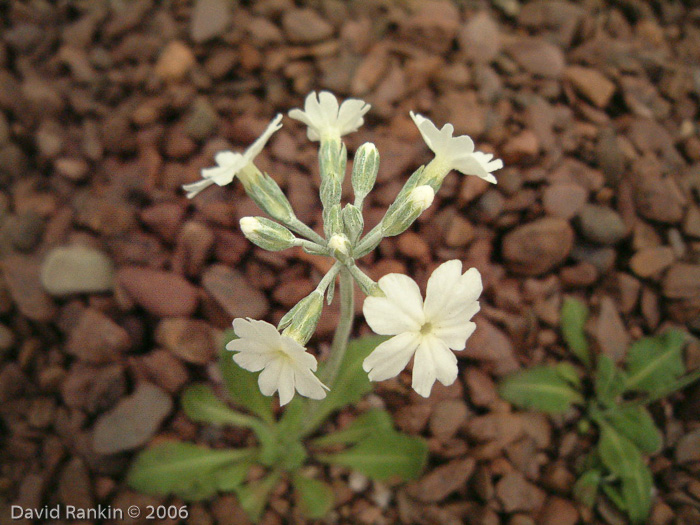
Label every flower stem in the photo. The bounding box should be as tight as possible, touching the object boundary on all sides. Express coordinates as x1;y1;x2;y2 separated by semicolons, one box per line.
320;267;355;386
288;217;327;245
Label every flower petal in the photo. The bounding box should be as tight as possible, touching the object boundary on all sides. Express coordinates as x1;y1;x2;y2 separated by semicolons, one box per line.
258;357;283;397
245;114;283;159
423;260;464;321
232;350;272;372
182;178;215;199
336;99;370;135
412;336;457;397
277;363;296;406
294;367;329;400
363;332;421;382
363;274;424;335
433;316;477;351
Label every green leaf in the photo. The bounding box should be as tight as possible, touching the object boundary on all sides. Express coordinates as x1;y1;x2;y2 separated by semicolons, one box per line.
237;471;281;523
625;330;686;395
573;469;601;507
182;384;262;429
219;330;274;423
318;431;427;482
620;462;654;524
594;355;627;406
555;362;582;388
312;409;394;447
214;459;254;492
498;366;584;414
603;406;662;454
302;335;389;436
127;442;255;501
597;424;644;480
561;297;591;367
293;474;335;519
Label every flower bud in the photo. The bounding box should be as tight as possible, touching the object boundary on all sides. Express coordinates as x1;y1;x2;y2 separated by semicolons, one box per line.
242;169;295;224
380;185;435;237
342;204;364;244
323;203;343;239
280;291;324;345
240;216;296;251
351;142;379;207
328;233;351;261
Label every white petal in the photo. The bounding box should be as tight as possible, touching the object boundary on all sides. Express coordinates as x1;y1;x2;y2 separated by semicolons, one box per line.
258;358;283;397
410;111;440;152
232;350;272;372
363;274;424;335
423;260;463;321
318;91;339;126
294;368;329;400
363;332;421;382
473;151;504;173
336;99;370;135
452;154;492;180
277;363;296;406
245;114;283;160
411;336;458;397
433;318;477;351
182;178;215;199
232;318;281;347
442;134;475;159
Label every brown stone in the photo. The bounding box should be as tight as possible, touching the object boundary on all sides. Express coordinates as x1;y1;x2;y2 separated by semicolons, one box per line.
155;318;215;365
66;308;131;363
495;471;546;513
502;218;574;276
506;38;565;78
1;255;57;322
117;266;198;317
140;349;189;393
458;12;500;63
542;183;587;220
565;66;616;108
629;247;675;278
540;496;579;525
662;264;700;299
408;457;476;503
154;41;195;81
463;368;497;408
594;296;629;363
282;8;333;44
429;399;469;440
202;264;269;320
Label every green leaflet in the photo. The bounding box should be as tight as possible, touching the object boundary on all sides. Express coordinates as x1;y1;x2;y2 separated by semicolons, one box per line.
293;473;335;519
560;297;591;367
625;330;685;395
182;383;262;429
127;442;255;501
603;405;662;454
236;471;282;523
219;330;274;424
594;355;627;406
318;431;427;482
311;409;394;447
498;365;584;414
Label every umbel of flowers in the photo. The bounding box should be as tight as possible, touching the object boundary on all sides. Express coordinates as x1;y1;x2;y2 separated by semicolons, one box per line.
184;91;503;405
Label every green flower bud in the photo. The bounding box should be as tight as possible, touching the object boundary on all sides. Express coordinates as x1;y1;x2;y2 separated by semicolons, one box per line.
319;141;346;211
381;185;434;237
280;291;324;345
241;168;295;224
351;142;379;207
328;233;351;262
323;203;343;239
342;203;364;244
240;216;296;251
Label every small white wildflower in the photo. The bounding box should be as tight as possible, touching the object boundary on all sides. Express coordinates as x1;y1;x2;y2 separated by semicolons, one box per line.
289;91;370;142
362;260;482;397
328;234;351;257
182;114;283;198
227;318;328;406
410;111;502;184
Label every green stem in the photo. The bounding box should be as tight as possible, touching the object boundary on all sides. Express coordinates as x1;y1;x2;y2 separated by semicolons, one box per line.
354;224;383;258
320;267;355;386
288;217;327;245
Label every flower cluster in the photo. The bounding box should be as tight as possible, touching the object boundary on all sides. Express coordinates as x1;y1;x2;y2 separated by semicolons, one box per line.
184;91;502;405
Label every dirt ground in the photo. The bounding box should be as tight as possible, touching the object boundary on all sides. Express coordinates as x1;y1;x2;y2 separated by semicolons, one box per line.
1;0;699;523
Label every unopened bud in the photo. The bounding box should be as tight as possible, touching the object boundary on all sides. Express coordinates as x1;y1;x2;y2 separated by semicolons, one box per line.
280;291;324;345
240;216;296;251
351;143;379;207
342;204;364;244
381;185;435;237
328;234;351;261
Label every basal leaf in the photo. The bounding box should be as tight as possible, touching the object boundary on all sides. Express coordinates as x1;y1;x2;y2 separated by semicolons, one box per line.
573;469;601;507
311;409;394;447
318;431;427;482
597;424;644;479
236;471;281;523
594;355;627;406
625;330;685;395
498;365;584;414
182;384;262;429
603;406;662;454
219;330;274;423
561;297;591;367
620;461;654;525
127;442;255;501
214;458;254;492
293;474;335;519
302;335;388;436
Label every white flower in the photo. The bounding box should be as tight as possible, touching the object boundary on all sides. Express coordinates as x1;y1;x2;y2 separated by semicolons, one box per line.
362;260;482;397
289;91;370;142
410;111;502;184
182;114;283;198
226;318;328;406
